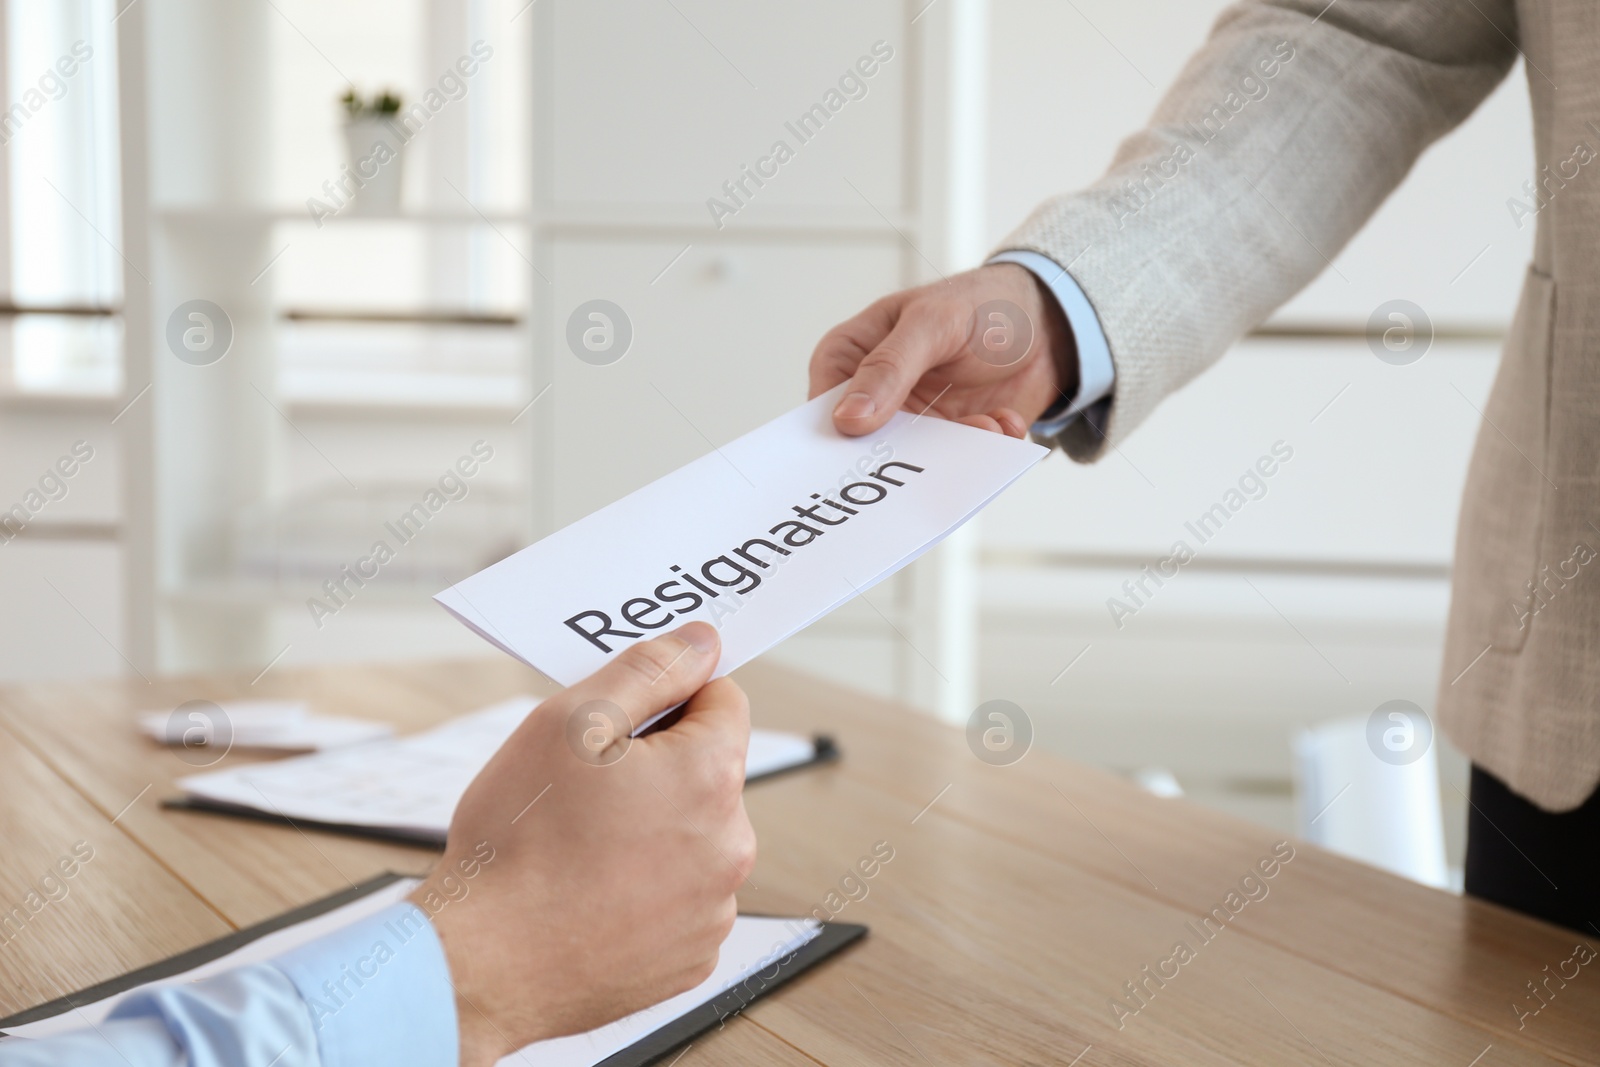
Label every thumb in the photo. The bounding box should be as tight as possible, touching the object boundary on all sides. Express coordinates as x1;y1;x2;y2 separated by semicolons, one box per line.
831;305;961;436
567;622;721;732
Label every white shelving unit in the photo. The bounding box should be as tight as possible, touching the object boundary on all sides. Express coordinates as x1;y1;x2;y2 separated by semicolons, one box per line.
519;0;990;720
104;0;989;721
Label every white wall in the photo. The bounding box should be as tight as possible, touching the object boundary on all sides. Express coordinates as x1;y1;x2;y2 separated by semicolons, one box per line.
976;0;1535;857
985;0;1533;324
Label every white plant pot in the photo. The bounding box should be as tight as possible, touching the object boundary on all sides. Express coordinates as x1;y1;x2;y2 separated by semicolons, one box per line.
341;116;406;215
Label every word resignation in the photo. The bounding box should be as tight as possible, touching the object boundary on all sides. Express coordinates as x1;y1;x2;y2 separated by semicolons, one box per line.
564;461;926;652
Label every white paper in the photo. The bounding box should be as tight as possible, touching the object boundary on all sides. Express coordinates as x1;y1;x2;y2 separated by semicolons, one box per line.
745;729;819;779
138;700;394;752
509;916;817;1067
436;386;1046;692
173;697;821;842
2;876;822;1067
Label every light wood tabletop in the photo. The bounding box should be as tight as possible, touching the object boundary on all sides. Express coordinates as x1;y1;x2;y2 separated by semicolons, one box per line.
2;656;1597;1065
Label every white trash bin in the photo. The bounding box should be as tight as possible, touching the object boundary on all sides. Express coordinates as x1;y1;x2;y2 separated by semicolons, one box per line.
1293;709;1449;889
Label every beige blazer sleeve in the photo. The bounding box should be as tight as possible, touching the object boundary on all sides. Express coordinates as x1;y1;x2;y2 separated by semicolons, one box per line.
1001;0;1519;460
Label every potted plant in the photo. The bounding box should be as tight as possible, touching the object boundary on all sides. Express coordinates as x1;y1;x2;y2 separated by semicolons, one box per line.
340;88;406;215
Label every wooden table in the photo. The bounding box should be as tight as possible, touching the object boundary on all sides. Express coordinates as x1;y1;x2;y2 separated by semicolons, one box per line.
2;657;1597;1065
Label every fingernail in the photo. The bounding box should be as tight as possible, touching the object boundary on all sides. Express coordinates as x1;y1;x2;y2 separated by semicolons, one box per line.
675;621;718;654
834;391;876;420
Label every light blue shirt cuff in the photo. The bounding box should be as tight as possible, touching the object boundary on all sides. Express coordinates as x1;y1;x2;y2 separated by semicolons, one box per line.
987;249;1115;436
1;963;319;1067
105;964;321;1066
0;902;458;1067
270;902;458;1067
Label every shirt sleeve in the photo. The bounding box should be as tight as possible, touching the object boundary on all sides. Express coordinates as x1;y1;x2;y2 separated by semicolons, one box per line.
268;901;458;1067
0;964;317;1067
0;902;458;1067
986;249;1116;439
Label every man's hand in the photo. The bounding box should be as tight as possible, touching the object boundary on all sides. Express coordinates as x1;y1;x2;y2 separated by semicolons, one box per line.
410;622;754;1067
809;262;1076;438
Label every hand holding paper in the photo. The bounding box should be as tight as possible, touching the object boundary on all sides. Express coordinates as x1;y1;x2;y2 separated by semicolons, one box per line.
10;628;804;1067
416;623;757;1066
811;263;1072;437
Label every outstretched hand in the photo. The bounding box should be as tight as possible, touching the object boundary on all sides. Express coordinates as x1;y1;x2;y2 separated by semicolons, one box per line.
809;262;1076;439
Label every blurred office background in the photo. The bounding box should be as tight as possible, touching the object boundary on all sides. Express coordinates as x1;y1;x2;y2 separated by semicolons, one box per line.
0;0;1531;883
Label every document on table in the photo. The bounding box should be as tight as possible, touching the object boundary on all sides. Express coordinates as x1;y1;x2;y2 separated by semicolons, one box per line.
0;875;860;1067
437;385;1047;703
168;697;827;844
137;700;394;752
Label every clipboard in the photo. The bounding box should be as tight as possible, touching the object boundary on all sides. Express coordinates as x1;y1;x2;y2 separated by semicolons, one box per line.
159;734;840;849
0;872;867;1067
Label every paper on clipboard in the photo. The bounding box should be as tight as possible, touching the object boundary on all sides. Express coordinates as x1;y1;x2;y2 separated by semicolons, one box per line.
0;876;835;1067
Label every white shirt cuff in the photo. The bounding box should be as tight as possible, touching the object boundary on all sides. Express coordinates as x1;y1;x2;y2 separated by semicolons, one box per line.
987;250;1115;436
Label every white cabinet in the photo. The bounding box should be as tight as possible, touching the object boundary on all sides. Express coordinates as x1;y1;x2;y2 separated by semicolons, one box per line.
545;237;901;525
94;0;986;717
545;0;907;214
529;0;988;719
